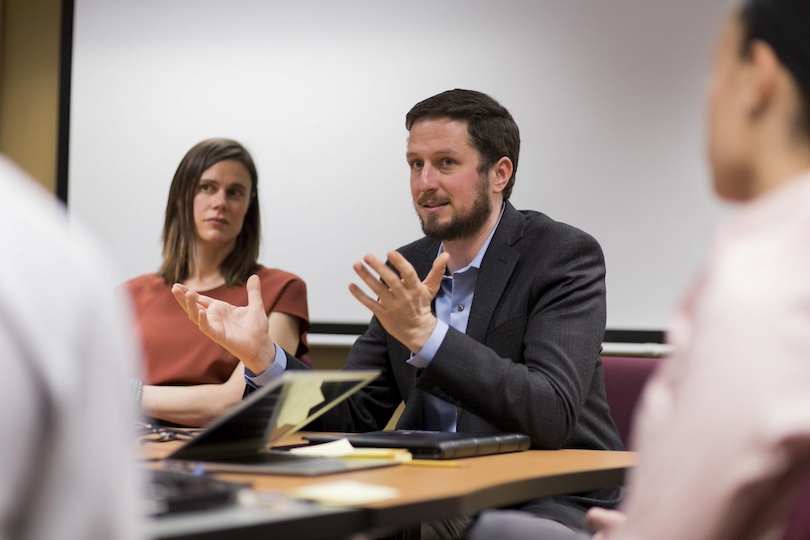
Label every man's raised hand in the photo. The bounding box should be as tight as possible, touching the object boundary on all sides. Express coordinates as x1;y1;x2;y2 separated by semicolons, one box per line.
171;274;275;374
349;250;449;353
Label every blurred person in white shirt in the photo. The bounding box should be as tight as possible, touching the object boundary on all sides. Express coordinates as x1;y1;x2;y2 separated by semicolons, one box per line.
0;157;143;540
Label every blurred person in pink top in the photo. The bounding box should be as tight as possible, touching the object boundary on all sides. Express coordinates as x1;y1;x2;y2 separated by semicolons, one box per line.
467;0;810;538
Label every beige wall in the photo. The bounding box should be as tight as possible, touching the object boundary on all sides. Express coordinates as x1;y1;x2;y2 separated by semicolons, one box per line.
0;0;349;366
0;0;61;192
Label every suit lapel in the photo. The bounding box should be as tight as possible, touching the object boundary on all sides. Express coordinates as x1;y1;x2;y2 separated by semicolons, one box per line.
465;203;524;343
457;204;524;432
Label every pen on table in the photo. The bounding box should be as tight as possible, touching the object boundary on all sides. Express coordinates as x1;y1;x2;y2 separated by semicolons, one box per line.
403;459;466;468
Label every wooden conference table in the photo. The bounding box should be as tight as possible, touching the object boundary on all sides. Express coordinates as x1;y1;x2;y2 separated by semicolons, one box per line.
144;434;635;540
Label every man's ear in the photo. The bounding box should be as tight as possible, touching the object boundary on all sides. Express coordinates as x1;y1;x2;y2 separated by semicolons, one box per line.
489;157;513;194
746;40;780;117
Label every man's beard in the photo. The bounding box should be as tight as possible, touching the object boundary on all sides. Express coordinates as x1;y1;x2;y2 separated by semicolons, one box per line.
416;174;492;241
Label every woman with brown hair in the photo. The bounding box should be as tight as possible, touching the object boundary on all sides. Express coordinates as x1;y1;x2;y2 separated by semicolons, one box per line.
127;138;309;427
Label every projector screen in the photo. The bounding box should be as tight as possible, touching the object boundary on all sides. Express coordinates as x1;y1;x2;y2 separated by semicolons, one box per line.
67;0;730;332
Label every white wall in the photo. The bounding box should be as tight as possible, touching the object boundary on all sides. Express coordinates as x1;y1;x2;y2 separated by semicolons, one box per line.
69;0;731;330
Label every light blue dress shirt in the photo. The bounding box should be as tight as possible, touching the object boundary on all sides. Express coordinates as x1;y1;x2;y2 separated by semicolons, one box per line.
408;205;505;431
245;342;287;389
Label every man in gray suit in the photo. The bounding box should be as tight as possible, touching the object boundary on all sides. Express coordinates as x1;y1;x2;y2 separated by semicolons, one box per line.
173;89;623;538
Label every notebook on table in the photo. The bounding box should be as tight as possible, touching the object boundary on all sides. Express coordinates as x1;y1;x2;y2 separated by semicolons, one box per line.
163;370;398;476
304;430;531;460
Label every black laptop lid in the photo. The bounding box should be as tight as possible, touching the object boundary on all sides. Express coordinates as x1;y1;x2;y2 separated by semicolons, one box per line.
169;370;379;461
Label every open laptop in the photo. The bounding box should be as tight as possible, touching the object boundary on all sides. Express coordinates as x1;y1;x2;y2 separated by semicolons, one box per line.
163;370;397;476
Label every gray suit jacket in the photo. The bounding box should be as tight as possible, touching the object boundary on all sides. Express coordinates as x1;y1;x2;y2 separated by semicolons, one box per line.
288;202;623;528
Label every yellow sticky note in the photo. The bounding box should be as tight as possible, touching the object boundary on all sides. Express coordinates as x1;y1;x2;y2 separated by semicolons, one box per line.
289;439;413;462
291;480;400;505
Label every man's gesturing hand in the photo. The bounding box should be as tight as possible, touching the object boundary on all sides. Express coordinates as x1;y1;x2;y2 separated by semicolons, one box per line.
349;250;449;353
171;274;275;375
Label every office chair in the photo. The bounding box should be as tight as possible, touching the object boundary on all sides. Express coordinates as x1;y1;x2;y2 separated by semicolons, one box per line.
782;473;810;540
602;355;810;539
601;355;659;449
